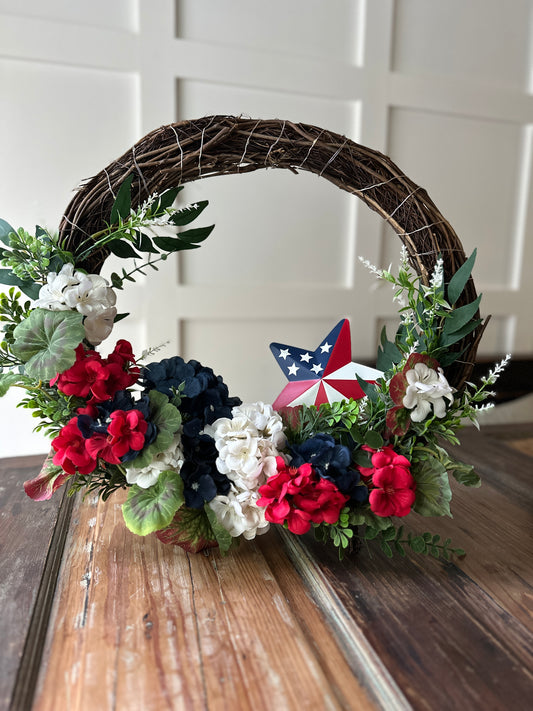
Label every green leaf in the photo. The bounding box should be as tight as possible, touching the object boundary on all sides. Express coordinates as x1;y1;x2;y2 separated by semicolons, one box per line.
152;236;200;252
381;540;394;558
108;240;141;260
410;536;426;554
11;309;85;379
122;470;184;536
364;430;383;450
0;218;15;246
153;186;183;214
175;224;215;244
412;456;453;517
110;174;134;224
169;200;209;226
114;312;130;324
433;446;481;488
134;232;159;253
0;372;23;397
447;249;477;305
356;375;378;402
440;319;482;347
352;449;372;467
442;295;482;335
0;270;41;299
205;505;233;554
125;390;181;470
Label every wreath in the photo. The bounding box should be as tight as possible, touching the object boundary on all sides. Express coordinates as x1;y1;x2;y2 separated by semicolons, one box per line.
0;117;508;559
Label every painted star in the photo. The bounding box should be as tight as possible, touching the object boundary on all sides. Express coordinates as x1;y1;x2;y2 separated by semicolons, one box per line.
270;319;383;409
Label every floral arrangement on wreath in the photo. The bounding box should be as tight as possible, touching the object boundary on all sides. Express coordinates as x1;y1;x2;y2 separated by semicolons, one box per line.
0;178;509;559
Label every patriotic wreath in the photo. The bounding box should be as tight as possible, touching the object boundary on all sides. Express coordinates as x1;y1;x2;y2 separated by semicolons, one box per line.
0;118;508;559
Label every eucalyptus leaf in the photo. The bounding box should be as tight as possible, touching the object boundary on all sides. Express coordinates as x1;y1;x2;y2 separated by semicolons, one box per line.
0;218;15;246
110;174;134;224
122;470;184;536
440;319;483;348
169;200;209;226
153;186;183;215
0;269;41;299
108;240;141;260
177;225;215;244
11;309;85;379
153;236;201;252
447;249;477;305
442;295;482;335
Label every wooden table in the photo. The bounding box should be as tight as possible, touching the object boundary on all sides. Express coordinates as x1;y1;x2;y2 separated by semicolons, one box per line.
1;424;532;711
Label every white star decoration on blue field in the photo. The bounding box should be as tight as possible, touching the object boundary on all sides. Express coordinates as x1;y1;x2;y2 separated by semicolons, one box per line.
270;319;383;409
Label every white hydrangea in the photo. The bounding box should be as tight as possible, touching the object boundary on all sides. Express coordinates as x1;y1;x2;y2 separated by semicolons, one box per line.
126;433;184;489
205;402;286;539
207;401;286;489
208;486;270;540
403;363;455;421
35;263;80;311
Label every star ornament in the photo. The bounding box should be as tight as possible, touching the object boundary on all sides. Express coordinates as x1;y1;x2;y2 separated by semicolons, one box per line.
270;319;383;409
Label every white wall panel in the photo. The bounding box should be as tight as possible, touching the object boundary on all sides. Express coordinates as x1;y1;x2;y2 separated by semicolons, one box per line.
385;107;523;289
176;0;363;64
0;0;138;32
0;59;140;230
392;0;532;89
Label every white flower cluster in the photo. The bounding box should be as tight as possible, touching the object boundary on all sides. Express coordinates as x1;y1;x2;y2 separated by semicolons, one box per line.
126;433;184;489
35;264;117;345
206;402;287;540
403;363;455;421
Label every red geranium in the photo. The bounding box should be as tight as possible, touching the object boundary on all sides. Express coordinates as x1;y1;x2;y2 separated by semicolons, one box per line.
52;340;139;403
358;445;416;518
257;457;348;535
86;409;147;463
51;417;96;475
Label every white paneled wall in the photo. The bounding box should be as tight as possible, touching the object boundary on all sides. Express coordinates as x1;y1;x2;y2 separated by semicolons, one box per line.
1;0;532;456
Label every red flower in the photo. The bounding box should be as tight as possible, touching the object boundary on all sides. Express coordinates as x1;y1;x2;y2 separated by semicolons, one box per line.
51;418;96;475
52;340;139;403
87;409;147;463
359;445;416;517
257;457;348;535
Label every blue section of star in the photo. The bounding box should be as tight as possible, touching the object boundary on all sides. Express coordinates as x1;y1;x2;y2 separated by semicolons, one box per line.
269;321;344;382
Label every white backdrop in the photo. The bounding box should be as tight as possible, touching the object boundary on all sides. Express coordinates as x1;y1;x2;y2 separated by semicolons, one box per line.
1;0;532;456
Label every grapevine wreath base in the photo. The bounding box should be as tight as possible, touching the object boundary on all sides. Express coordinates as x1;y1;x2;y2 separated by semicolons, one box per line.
0;116;507;559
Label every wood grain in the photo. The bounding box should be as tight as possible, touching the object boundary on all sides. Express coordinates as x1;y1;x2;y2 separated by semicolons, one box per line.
32;490;374;711
0;454;70;711
282;425;533;711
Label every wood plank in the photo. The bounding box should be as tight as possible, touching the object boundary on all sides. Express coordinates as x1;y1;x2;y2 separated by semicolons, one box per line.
0;454;71;711
32;489;374;711
286;534;533;711
279;424;533;711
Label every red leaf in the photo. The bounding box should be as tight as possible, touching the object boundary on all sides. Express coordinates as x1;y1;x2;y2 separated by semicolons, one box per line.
389;372;407;405
155;508;219;553
385;406;411;437
404;352;439;372
24;451;71;501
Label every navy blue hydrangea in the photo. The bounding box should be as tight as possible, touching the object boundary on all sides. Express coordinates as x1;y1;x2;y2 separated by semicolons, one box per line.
290;433;368;503
142;356;240;508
